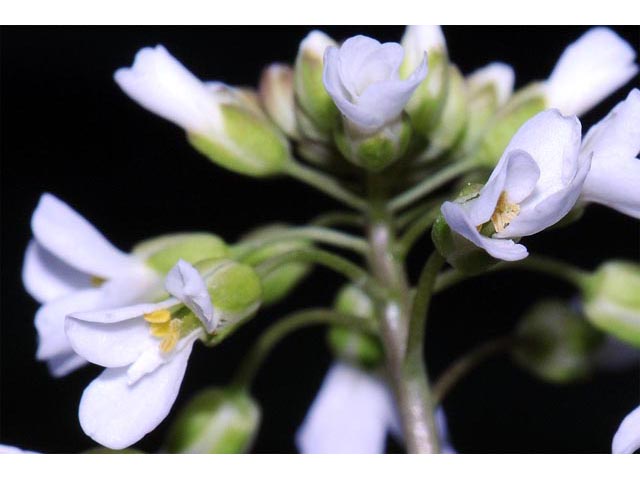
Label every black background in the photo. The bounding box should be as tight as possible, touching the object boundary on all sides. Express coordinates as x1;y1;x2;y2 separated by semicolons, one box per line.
1;26;639;453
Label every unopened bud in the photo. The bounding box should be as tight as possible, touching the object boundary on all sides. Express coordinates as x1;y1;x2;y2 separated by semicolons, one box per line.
259;63;299;139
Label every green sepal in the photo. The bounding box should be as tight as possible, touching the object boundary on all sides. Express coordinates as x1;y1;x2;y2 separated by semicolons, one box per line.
512;300;604;383
133;233;229;275
165;388;260;454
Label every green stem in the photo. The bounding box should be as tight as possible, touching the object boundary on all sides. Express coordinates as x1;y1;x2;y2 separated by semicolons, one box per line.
396;196;445;230
311;211;364;228
286;162;366;211
233;226;369;258
397;206;440;258
230;309;376;390
389;160;476;212
432;336;514;405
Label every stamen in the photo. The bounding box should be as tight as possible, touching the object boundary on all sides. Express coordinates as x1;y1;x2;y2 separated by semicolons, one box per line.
490;191;520;233
144;309;171;324
90;276;106;287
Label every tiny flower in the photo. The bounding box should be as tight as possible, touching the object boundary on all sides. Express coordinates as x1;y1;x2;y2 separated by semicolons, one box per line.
115;45;290;177
579;88;640;218
22;194;160;376
323;35;428;134
612;404;640;454
441;109;590;261
545;27;638;117
295;362;398;454
65;260;217;449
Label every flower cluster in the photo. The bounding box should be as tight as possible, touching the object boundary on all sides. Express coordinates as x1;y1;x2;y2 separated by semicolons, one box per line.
10;26;639;455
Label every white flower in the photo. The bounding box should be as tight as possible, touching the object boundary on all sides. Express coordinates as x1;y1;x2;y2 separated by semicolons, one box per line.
579;88;640;219
22;194;160;376
545;27;637;116
295;362;455;453
323;35;428;133
114;45;223;135
65;260;217;449
442;109;590;261
467;62;515;107
612;404;640;453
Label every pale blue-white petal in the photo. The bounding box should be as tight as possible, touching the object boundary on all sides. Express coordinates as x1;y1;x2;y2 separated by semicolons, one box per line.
78;339;195;450
612;404;640;454
165;260;216;332
46;352;89;377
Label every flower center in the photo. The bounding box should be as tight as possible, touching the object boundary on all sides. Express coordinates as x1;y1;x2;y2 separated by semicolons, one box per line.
143;309;183;353
490;191;520;233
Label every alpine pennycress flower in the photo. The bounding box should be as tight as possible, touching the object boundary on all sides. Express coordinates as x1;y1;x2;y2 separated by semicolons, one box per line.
65;260;218;449
323;34;428;134
441;109;589;261
22;193;161;376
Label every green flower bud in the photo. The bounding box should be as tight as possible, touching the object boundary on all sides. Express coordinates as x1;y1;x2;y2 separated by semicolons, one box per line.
188;84;291;177
512;300;604;383
334;113;412;172
294;30;339;139
431;183;499;274
470;83;546;168
582;261;640;347
400;27;449;137
133;233;229;275
422;65;468;159
259;63;299;139
198;259;263;323
327;285;384;370
237;225;312;306
165;388;260;454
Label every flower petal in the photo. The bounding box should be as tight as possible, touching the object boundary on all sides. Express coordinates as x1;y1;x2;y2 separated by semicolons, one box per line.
546;27;638;116
46;352;88;377
68;297;179;324
31;193;140;279
22;240;91;303
78;341;194;450
295;362;397;454
165;260;216;332
114;45;222;134
441;201;529;261
612;404;640;454
467;62;515;106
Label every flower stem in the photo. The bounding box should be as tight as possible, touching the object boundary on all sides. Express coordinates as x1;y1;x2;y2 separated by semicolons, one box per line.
233;226;369;258
389;160;477;212
230;308;376;390
311;211;364;228
397;205;441;258
432;335;514;405
286;162;366;211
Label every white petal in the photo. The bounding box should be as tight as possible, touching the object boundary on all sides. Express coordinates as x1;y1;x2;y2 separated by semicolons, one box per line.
401;26;446;68
441;201;529;262
581;89;640;218
46;352;88;377
165;260;216;332
295;363;397;454
31;193;140;279
546;27;638;116
22;240;91;303
114;45;222;134
0;444;38;454
612;404;640;453
467;62;515;106
66;316;157;369
67;297;179;324
78;341;194;450
35;288;106;361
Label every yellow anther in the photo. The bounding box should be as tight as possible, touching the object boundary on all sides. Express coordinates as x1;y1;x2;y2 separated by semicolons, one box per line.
91;276;106;287
490;191;520;233
147;315;182;354
144;309;172;324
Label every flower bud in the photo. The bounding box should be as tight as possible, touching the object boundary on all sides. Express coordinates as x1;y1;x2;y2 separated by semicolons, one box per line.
259;63;299;139
236;225;312;306
198;259;262;323
422;65;468;159
512;300;604;383
327;285;383;369
582;261;640;347
334;113;412;172
165;388;260;454
469;84;546;167
400;25;449;136
431;183;500;274
294;31;339;138
133;233;229;275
